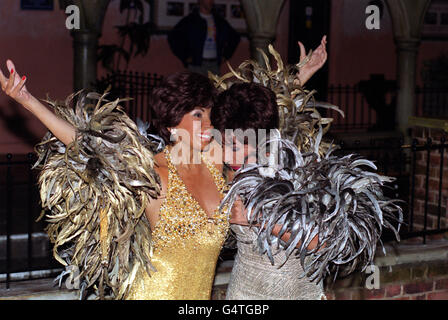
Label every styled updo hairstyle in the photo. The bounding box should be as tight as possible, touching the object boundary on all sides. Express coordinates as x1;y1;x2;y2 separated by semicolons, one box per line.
211;82;279;135
149;71;217;145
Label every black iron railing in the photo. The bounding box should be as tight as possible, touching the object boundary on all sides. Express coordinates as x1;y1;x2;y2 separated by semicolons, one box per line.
97;71;448;132
335;136;448;244
415;86;448;118
0;153;61;290
326;85;448;132
406;137;448;243
327;84;378;132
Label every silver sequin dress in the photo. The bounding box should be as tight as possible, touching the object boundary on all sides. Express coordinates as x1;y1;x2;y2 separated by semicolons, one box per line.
226;225;326;300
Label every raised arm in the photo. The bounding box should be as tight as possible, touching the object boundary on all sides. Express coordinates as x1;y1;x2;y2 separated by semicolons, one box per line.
294;35;328;86
0;60;76;146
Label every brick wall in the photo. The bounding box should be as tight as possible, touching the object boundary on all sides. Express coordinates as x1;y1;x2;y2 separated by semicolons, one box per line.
325;258;448;300
411;126;448;232
212;241;448;300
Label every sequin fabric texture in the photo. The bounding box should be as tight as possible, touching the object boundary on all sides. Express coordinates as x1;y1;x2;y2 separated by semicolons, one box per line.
126;148;229;300
226;225;326;300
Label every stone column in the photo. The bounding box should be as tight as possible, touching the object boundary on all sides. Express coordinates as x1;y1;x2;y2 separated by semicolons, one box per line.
239;0;285;67
395;38;420;137
385;0;431;139
60;0;111;91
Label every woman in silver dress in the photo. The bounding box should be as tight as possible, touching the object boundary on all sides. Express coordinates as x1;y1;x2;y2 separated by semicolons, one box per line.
210;38;328;299
212;82;326;299
211;38;402;300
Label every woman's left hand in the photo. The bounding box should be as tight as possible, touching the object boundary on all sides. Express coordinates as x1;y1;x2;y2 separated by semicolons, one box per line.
294;35;328;86
229;198;250;226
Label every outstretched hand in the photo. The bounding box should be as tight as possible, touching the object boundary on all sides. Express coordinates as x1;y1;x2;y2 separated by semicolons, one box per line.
294;35;328;86
0;59;76;146
0;60;33;108
230;198;250;226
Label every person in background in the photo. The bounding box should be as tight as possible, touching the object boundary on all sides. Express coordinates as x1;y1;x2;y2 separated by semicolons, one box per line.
168;0;240;76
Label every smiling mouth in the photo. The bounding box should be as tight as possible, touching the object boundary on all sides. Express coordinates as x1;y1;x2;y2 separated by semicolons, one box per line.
197;133;212;142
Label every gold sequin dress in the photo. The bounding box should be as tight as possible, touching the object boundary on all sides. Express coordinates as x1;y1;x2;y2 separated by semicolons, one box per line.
125;148;229;300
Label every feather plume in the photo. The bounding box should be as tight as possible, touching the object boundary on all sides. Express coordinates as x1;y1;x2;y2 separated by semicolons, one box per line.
34;90;160;299
211;44;344;156
220;135;403;283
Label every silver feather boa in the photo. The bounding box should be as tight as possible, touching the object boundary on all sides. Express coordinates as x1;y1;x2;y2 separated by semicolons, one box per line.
220;131;403;283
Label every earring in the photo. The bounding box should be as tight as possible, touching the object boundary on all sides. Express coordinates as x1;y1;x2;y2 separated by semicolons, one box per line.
170;128;178;142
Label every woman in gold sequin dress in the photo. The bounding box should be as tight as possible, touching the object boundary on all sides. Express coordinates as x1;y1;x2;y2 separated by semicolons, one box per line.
126;72;229;299
1;64;228;299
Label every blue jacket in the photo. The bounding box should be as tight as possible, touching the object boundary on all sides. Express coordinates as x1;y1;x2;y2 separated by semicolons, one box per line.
168;9;241;67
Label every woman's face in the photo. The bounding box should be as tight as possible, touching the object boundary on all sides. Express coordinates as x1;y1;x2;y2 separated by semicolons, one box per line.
223;133;256;170
172;107;214;152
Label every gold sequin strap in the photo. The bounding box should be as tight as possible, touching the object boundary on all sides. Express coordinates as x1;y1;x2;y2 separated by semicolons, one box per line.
200;153;228;196
163;147;176;173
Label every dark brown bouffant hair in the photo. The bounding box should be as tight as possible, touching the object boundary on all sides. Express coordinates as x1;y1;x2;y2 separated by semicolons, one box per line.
211;82;279;134
149;71;217;145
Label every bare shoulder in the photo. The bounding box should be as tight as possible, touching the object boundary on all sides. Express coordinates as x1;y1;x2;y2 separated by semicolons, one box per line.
154;151;167;168
154;152;168;176
153;152;168;192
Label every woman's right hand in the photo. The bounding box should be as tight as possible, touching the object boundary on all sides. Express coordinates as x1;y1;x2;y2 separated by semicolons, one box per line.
0;60;33;109
0;59;76;146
